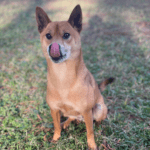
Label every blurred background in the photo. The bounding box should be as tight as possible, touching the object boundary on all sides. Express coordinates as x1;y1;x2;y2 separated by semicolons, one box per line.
0;0;150;149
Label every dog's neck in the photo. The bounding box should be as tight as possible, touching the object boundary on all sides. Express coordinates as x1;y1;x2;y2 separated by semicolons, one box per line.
46;50;84;89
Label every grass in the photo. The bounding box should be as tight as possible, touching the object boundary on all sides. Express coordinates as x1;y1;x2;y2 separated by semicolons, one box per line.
0;0;150;149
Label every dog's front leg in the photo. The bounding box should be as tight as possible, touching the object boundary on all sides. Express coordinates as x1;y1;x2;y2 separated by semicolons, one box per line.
51;109;61;142
83;110;97;150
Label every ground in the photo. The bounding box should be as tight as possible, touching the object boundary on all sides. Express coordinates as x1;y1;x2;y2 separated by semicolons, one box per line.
0;0;150;149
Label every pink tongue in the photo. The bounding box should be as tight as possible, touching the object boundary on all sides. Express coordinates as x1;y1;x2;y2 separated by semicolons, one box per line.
50;42;60;57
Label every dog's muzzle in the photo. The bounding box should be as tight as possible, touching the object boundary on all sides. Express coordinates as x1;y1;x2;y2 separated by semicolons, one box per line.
47;42;70;63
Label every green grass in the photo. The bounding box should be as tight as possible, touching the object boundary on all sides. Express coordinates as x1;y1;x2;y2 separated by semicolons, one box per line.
0;0;150;149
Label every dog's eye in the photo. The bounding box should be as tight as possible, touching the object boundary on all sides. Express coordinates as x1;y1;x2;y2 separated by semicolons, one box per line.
63;33;70;39
46;33;52;40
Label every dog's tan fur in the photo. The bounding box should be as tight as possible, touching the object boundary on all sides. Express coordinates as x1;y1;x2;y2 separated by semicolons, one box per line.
36;5;114;150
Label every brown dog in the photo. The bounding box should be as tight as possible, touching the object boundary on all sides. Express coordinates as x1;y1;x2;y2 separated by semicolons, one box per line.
36;5;114;150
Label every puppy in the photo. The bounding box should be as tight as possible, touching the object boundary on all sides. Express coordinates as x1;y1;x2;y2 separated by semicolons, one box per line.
36;5;114;150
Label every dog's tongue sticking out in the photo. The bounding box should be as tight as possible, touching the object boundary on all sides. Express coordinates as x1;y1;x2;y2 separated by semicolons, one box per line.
50;42;60;58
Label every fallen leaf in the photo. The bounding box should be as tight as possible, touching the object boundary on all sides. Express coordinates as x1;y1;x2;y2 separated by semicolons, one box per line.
117;139;121;144
101;144;107;150
37;114;42;121
44;135;47;141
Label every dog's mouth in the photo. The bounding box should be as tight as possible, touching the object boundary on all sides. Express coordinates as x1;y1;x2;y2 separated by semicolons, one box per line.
48;43;67;63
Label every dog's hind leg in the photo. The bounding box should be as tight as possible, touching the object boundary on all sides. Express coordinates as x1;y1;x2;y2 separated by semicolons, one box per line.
92;96;108;125
61;118;74;129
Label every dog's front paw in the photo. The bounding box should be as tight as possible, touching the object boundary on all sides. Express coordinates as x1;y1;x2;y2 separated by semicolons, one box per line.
51;139;58;143
88;145;98;150
52;133;61;142
88;141;97;150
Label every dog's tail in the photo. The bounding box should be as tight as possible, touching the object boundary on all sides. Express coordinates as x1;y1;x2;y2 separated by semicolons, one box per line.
98;77;115;92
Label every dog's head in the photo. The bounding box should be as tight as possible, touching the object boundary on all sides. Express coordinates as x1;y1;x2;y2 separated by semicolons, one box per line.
36;5;82;63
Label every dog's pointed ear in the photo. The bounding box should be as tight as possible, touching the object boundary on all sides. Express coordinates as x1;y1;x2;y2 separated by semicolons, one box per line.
36;7;51;33
68;5;82;33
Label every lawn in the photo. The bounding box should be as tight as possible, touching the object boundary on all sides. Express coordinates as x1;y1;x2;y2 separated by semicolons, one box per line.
0;0;150;149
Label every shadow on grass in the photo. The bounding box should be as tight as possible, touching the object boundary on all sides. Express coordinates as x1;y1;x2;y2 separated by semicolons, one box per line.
0;0;57;49
102;0;150;15
81;0;149;90
81;1;150;149
98;0;150;48
81;13;135;78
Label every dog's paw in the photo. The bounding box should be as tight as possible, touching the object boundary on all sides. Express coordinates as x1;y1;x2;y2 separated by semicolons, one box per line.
87;146;98;150
51;139;58;143
52;133;60;142
61;121;69;130
88;141;97;150
61;118;74;130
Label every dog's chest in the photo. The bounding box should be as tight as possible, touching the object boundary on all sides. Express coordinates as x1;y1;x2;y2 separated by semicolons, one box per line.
56;99;84;120
58;101;79;115
52;63;67;82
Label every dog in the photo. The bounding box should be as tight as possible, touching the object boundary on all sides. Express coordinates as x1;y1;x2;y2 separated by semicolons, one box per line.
35;5;114;150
